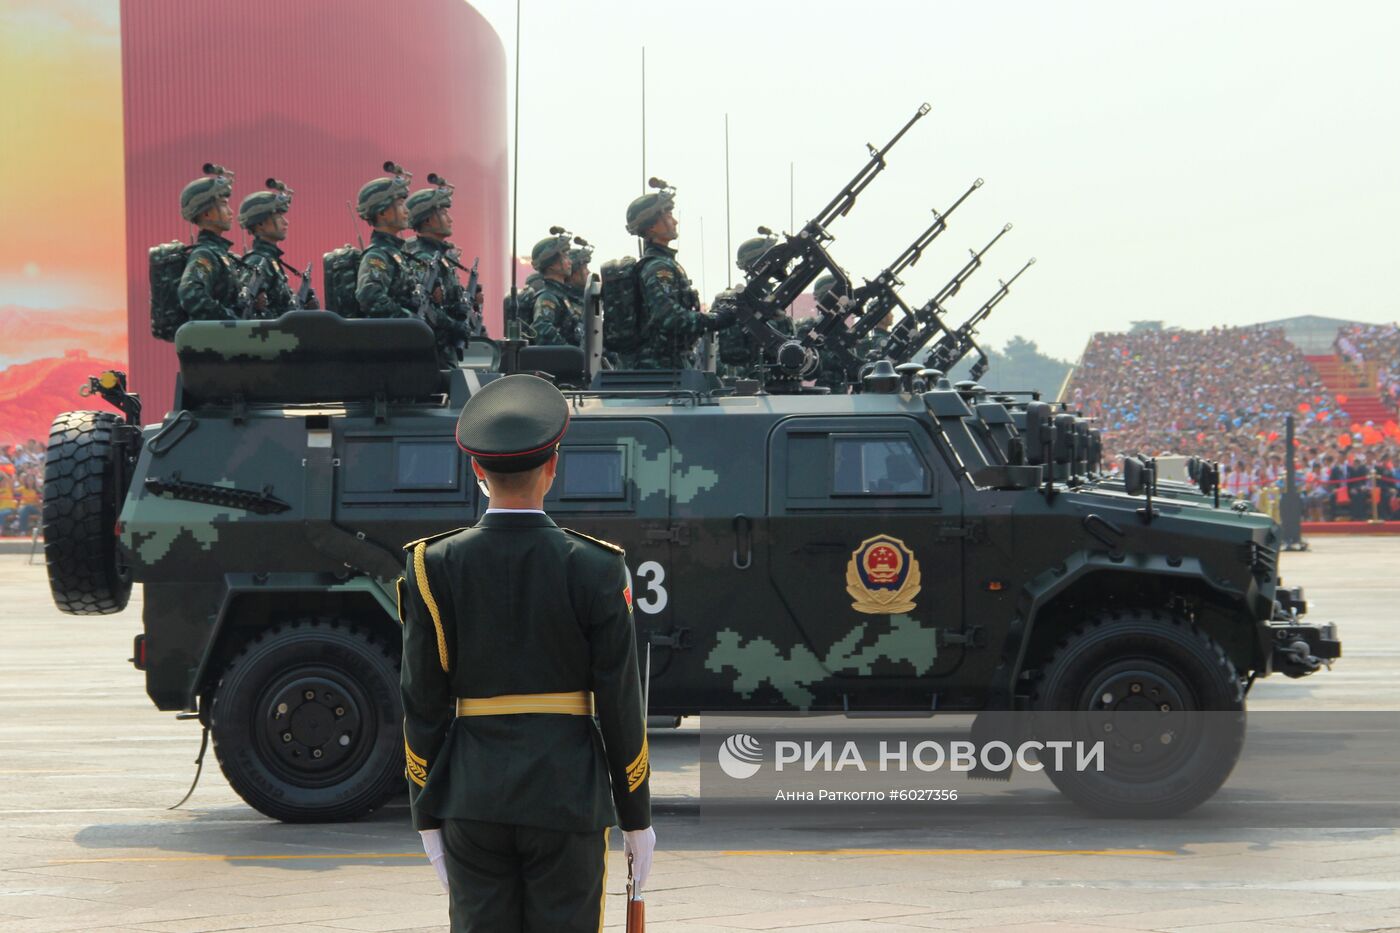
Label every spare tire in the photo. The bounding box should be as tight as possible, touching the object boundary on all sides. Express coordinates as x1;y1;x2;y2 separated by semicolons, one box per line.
43;410;132;614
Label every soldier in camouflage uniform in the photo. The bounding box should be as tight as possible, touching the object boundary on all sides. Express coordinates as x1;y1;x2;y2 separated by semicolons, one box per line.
238;180;318;319
616;181;733;369
565;239;593;307
406;179;483;361
176;170;245;324
529;230;582;347
797;274;852;391
351;170;416;318
716;232;795;380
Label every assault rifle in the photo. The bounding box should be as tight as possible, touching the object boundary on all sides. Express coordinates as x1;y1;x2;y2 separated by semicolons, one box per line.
916;257;1036;373
879;223;1013;365
289;262;316;310
728;103;932;378
462;256;482;335
235;256;264;320
824;178;983;380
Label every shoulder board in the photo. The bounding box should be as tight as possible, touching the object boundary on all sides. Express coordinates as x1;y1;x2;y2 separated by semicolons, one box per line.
561;527;625;555
402;526;473;552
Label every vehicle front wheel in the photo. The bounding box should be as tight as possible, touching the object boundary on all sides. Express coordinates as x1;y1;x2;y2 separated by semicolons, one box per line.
1031;610;1245;818
210;619;403;822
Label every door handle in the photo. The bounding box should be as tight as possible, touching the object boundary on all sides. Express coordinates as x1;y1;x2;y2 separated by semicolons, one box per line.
732;514;752;570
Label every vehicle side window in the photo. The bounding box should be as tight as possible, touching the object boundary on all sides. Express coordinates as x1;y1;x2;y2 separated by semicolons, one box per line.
832;435;930;496
557;447;626;500
394;440;460;490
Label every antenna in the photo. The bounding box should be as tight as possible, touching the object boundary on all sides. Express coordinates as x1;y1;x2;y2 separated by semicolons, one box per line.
724;113;732;288
346;200;363;250
700;215;707;300
638;46;647;257
507;0;522;341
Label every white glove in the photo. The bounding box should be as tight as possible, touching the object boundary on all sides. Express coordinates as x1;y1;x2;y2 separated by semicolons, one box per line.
622;826;656;895
419;829;450;893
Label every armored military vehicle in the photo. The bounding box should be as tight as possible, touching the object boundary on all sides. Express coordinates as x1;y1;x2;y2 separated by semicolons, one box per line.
43;312;1338;823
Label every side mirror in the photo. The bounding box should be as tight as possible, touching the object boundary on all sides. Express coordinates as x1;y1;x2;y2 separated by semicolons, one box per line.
1023;401;1052;466
1073;419;1090;475
1123;456;1146;496
1197;461;1218;497
1088;429;1103;474
1052;414;1077;465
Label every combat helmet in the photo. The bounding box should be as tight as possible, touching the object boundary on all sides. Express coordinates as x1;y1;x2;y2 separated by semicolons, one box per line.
625;177;676;236
531;226;574;271
238;178;293;230
407;172;454;229
569;235;594;270
356;161;412;221
812;274;839;301
737;227;779;274
179;163;234;222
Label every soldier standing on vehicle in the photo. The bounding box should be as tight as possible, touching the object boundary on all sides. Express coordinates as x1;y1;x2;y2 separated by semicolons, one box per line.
175;167;243;326
238;179;318;319
716;231;790;380
566;238;593;306
529;229;582;347
400;373;655;932
406;176;482;355
616;179;732;369
351;165;416;318
797;274;850;390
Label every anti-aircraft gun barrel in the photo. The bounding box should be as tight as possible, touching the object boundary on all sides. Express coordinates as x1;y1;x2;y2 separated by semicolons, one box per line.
726;103;932;377
921;256;1036;372
828;178;984;375
881;223;1012;364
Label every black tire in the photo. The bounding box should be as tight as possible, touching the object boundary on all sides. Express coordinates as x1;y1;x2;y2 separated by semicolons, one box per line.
210;619;403;822
42;410;132;614
1031;610;1245;818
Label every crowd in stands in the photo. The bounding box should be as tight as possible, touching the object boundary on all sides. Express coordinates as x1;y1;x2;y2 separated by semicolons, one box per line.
0;440;44;536
1337;322;1400;410
1066;325;1400;521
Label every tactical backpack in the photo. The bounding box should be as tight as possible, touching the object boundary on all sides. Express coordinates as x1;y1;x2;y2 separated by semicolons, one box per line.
599;255;657;355
322;245;362;315
149;241;191;341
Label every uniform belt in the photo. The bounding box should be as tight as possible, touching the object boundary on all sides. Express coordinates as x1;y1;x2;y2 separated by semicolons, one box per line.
455;691;593;717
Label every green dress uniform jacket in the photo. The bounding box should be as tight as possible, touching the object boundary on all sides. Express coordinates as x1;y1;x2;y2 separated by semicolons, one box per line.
530;277;583;347
354;230;418;318
398;511;652;835
618;243;714;370
241;238;297;319
178;230;243;322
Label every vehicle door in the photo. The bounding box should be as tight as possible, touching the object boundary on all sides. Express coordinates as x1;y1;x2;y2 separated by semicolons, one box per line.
543;418;676;668
766;415;964;704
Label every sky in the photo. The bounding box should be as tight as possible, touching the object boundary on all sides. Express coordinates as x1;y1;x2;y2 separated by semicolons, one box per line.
469;0;1400;359
1;1;1397;360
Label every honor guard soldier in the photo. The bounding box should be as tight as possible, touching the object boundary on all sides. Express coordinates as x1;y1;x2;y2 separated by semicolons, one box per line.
237;178;318;319
400;373;655;933
716;230;792;380
351;163;416;318
616;178;732;369
176;165;244;326
406;174;484;358
528;228;583;346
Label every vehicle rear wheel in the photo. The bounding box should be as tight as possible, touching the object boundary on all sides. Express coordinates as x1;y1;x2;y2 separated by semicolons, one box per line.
1031;610;1245;818
210;619;403;822
42;410;132;614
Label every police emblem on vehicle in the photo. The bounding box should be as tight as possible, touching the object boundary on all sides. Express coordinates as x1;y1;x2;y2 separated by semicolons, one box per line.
845;535;922;614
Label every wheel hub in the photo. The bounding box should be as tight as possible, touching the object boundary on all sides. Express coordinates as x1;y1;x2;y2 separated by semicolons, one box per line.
1083;663;1193;772
261;674;367;783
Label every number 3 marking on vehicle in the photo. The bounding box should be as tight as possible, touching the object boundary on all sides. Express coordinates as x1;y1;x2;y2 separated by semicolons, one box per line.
633;561;668;615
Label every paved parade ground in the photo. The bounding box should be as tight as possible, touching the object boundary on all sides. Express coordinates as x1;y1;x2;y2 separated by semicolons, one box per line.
2;537;1399;932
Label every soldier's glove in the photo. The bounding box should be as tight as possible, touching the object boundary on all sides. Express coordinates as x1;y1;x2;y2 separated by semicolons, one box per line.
419;829;450;893
711;304;738;330
622;826;656;894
